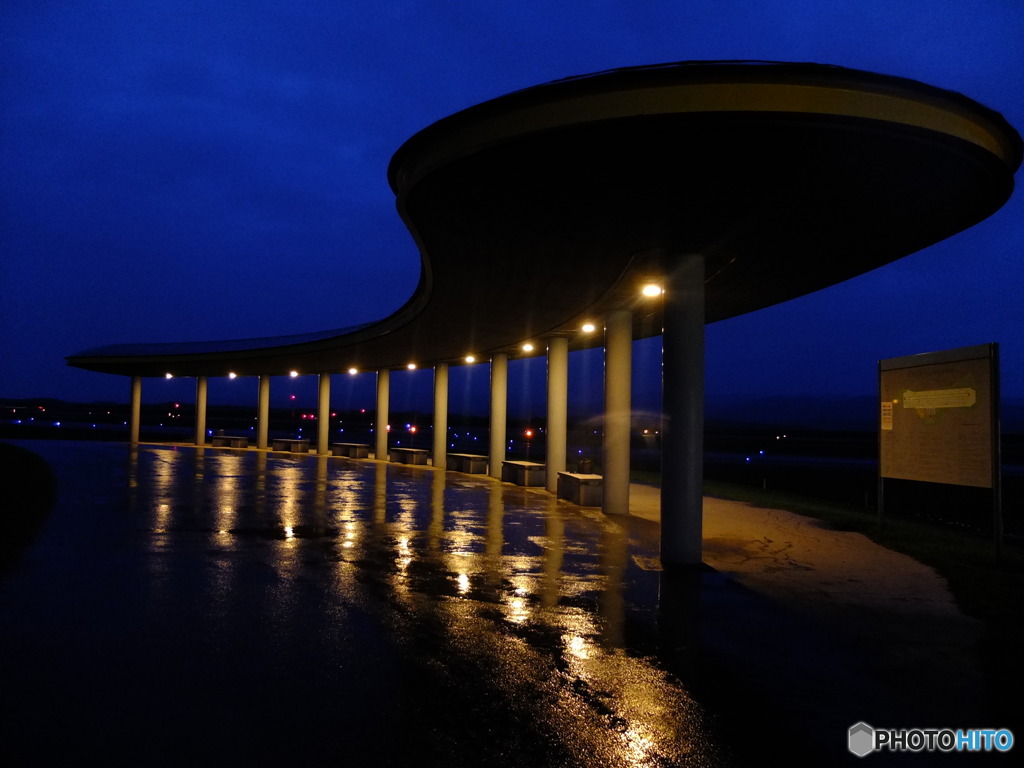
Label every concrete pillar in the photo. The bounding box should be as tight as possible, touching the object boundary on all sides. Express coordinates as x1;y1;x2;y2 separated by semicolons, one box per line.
661;253;706;567
129;376;142;444
317;373;331;456
194;375;208;446
433;363;449;469
375;368;390;461
602;310;632;515
488;352;508;479
257;375;270;449
546;336;569;492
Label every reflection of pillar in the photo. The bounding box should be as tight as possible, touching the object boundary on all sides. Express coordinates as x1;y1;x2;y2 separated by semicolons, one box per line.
255;450;268;520
661;253;705;567
599;520;627;648
489;353;508;479
375;369;390;461
374;461;387;524
486;482;504;571
433;363;449;469
194;375;208;446
257;375;271;450
540;499;564;609
130;376;142;444
546;336;568;492
317;373;331;456
429;467;445;551
314;455;329;522
603;310;632;515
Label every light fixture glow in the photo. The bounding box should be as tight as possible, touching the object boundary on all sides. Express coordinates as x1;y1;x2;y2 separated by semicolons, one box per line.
348;367;358;375
289;370;299;377
407;363;417;370
465;355;475;364
522;343;534;352
228;372;237;379
164;373;173;379
642;283;663;297
581;322;596;333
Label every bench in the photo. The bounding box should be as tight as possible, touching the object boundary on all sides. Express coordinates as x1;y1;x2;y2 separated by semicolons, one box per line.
272;438;310;453
557;472;603;506
390;447;429;465
332;442;370;458
210;435;248;448
447;453;488;474
502;460;546;487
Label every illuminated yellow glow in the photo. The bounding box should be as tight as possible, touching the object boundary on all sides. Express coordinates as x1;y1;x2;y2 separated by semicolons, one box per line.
642;284;663;297
522;343;534;352
407;363;417;370
284;525;295;539
457;573;470;594
465;355;475;363
564;633;592;660
581;322;596;333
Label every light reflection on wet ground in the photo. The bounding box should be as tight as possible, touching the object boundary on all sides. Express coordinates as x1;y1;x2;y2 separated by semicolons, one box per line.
2;441;893;766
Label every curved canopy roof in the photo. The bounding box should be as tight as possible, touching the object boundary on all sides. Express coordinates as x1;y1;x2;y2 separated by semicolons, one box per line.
67;60;1021;378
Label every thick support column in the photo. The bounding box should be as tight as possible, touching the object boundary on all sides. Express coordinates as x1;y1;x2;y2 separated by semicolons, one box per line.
433;363;449;469
194;376;208;446
375;369;390;461
546;336;569;492
129;376;142;444
257;375;271;449
661;253;706;567
317;373;331;456
488;353;508;479
602;310;632;515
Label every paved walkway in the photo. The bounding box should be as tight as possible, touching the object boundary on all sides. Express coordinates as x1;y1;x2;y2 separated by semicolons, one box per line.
629;482;989;735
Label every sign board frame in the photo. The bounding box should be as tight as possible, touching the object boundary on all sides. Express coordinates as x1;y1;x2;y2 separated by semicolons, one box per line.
878;343;1001;553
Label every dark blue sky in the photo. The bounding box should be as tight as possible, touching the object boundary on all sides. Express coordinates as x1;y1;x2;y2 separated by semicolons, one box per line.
3;1;1022;416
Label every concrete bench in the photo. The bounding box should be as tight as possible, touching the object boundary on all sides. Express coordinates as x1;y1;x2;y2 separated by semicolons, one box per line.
390;447;429;465
272;438;310;453
210;435;248;448
557;472;603;506
447;453;488;474
502;460;546;487
332;442;370;458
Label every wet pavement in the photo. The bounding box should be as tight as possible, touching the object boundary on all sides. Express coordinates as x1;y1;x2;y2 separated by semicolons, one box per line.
0;441;999;766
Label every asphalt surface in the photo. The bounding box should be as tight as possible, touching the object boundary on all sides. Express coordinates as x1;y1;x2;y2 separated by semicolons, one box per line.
0;441;1000;766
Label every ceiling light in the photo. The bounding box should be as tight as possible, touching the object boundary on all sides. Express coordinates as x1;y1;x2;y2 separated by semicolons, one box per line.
642;284;663;297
